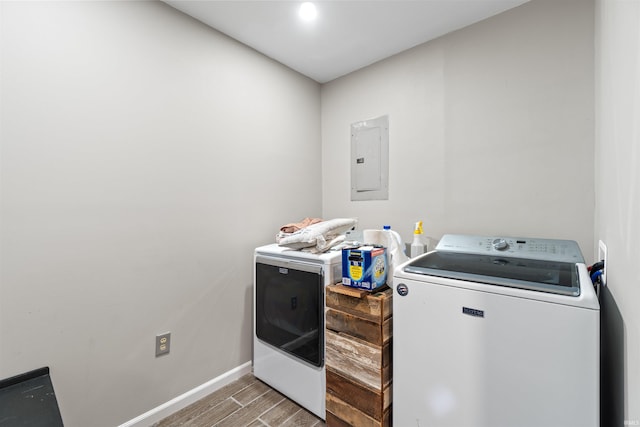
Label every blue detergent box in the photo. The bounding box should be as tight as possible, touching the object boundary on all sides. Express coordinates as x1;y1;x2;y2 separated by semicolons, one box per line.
341;246;388;290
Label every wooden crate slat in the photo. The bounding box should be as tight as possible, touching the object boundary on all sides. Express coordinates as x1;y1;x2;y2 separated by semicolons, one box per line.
383;407;391;427
379;287;392;321
326;330;382;391
382;317;392;343
326;367;391;420
326;392;387;427
326;411;352;427
326;284;392;323
326;308;391;345
329;285;371;298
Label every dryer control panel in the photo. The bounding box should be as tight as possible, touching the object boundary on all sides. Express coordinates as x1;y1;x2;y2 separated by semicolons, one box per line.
435;234;584;263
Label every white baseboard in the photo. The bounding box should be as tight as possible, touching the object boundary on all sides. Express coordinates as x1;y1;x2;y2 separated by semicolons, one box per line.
118;361;252;427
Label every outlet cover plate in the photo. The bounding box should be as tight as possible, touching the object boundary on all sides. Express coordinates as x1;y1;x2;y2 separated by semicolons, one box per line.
156;332;171;357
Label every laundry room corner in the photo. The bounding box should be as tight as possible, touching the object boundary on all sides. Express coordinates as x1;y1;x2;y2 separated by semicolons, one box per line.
320;0;595;258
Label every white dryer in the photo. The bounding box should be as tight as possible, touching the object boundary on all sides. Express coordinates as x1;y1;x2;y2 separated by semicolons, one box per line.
392;234;599;427
253;244;342;419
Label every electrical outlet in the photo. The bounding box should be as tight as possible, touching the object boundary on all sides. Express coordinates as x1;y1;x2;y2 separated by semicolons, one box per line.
598;240;607;286
156;332;171;357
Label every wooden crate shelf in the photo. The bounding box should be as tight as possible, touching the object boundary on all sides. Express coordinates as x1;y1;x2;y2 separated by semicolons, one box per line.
325;283;392;427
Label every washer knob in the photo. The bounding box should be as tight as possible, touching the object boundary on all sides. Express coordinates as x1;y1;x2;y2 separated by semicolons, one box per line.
492;238;509;250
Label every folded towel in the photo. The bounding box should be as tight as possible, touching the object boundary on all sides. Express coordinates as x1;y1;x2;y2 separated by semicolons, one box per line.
279;217;323;234
278;218;357;252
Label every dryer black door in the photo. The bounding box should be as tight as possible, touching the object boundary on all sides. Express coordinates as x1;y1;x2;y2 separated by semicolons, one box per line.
255;261;324;367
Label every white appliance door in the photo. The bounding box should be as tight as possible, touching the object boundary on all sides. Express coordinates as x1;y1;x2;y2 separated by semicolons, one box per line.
393;277;599;427
253;254;326;419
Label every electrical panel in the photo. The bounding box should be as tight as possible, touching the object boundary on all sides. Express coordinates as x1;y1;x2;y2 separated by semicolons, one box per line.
351;115;389;201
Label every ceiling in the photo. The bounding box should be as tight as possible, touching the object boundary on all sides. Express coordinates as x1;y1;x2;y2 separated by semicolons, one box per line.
163;0;530;84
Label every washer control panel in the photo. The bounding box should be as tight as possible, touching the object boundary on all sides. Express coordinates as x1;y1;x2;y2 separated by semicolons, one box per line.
435;234;584;263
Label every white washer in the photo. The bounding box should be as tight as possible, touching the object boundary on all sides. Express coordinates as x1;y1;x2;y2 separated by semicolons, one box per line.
253;244;341;419
393;234;599;427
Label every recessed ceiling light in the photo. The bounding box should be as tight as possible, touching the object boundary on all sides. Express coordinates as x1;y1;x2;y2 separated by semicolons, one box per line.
298;2;317;21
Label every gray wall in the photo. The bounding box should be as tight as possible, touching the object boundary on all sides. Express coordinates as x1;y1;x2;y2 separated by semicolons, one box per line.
321;0;595;259
0;1;321;426
595;0;640;424
6;0;638;426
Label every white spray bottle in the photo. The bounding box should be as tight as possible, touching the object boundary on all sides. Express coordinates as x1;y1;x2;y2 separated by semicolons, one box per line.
410;220;426;258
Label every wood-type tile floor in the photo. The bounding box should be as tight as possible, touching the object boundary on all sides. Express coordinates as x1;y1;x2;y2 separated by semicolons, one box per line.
153;373;326;427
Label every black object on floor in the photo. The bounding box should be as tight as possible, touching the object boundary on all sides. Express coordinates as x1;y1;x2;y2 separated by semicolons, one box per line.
0;366;64;426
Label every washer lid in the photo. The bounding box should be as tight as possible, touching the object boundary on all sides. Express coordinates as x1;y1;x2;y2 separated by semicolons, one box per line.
404;251;581;296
